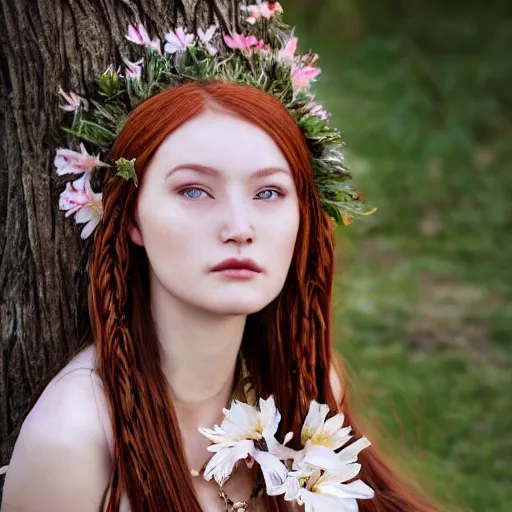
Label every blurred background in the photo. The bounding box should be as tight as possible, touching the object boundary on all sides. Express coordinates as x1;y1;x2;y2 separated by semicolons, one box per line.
282;1;512;510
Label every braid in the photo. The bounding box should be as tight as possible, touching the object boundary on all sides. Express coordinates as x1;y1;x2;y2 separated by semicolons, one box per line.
89;173;145;507
285;196;336;423
88;171;203;511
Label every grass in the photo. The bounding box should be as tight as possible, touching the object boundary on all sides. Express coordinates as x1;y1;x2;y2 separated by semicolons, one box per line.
283;1;512;510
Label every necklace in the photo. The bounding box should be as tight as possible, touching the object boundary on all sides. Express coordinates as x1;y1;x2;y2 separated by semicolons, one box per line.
188;354;260;511
189;460;264;511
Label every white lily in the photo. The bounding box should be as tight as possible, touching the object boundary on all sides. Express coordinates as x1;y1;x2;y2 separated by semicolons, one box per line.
197;24;218;56
299;468;374;512
279;460;374;512
302;401;353;448
58;171;103;239
54;143;108;176
199;396;290;492
164;27;195;54
285;400;354;471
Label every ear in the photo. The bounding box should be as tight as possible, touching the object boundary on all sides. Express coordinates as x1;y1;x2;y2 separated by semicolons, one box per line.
129;223;144;246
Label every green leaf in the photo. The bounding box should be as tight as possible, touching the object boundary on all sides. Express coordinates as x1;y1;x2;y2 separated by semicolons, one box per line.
97;69;124;99
115;157;138;187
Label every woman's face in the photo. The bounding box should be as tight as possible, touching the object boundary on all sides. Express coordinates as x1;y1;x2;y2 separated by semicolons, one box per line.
129;109;300;315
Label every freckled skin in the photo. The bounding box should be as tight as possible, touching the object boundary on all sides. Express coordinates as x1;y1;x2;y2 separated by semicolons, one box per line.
129;109;300;316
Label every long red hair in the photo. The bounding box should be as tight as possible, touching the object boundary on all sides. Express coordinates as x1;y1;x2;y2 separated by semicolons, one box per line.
87;81;438;511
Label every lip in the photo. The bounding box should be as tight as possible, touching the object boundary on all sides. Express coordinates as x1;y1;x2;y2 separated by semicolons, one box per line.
211;258;262;274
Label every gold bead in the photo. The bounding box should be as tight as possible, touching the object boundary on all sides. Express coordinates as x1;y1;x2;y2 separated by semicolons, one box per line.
190;469;200;477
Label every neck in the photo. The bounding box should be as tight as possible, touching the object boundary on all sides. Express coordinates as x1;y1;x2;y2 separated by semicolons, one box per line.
150;278;247;433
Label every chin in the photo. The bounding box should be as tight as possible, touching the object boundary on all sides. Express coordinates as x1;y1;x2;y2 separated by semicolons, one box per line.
208;298;269;316
201;289;275;316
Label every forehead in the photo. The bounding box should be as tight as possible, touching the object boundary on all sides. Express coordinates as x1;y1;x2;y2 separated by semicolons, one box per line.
150;109;290;175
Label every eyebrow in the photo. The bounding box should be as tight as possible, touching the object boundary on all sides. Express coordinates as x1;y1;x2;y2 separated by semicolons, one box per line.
166;163;291;179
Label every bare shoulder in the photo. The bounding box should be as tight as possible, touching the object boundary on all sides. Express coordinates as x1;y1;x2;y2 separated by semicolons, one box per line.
1;346;112;512
329;360;344;404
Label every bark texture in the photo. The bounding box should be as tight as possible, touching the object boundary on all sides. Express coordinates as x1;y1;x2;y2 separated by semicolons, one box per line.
0;0;238;491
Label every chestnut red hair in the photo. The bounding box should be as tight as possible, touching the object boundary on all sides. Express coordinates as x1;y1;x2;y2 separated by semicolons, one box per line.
86;82;438;511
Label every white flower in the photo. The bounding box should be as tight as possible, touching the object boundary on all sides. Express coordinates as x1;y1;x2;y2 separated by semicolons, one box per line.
199;396;290;492
59;171;103;239
199;397;374;510
197;24;218;55
122;56;143;78
295;467;374;512
164;27;195;54
285;400;353;471
54;143;108;176
277;441;374;511
301;401;353;450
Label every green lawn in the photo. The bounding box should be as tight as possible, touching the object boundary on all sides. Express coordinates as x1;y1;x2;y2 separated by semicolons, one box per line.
284;2;512;510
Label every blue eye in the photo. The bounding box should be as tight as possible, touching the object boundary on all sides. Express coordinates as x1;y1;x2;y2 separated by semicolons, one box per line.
182;188;205;199
256;189;280;200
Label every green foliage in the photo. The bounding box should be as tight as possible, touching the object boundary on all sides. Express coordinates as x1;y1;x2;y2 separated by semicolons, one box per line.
283;1;512;510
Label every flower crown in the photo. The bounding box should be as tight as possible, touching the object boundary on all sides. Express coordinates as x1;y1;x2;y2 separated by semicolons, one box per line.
55;0;375;239
198;395;375;510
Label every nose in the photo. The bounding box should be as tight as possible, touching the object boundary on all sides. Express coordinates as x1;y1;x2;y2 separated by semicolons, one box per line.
219;202;254;246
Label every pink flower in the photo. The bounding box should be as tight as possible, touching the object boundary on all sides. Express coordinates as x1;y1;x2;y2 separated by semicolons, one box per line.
292;65;322;90
58;87;87;112
122;57;143;78
309;103;330;121
244;1;283;24
126;23;150;45
54;143;108;176
59;171;103;239
282;36;298;59
223;32;268;51
164;27;195;54
125;23;161;54
278;34;298;67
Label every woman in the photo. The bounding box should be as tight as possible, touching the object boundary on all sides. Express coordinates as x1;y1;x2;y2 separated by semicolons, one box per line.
1;5;439;512
1;80;437;512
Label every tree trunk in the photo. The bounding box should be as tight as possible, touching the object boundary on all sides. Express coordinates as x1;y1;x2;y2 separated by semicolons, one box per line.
0;0;238;491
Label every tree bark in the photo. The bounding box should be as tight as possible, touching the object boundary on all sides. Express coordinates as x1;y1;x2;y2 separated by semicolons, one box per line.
0;0;238;491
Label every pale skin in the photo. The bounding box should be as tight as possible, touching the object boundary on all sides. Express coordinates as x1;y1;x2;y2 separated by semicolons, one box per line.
2;107;305;511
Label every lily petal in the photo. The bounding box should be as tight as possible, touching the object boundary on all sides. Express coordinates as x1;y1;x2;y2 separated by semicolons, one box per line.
55;143;108;176
252;450;289;494
300;491;350;512
301;401;330;444
338;437;372;465
78;211;101;239
259;396;280;437
319;479;375;501
302;442;342;471
203;439;254;486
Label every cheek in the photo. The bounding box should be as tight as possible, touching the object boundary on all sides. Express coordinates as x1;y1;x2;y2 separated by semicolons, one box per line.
266;206;300;270
137;198;206;269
